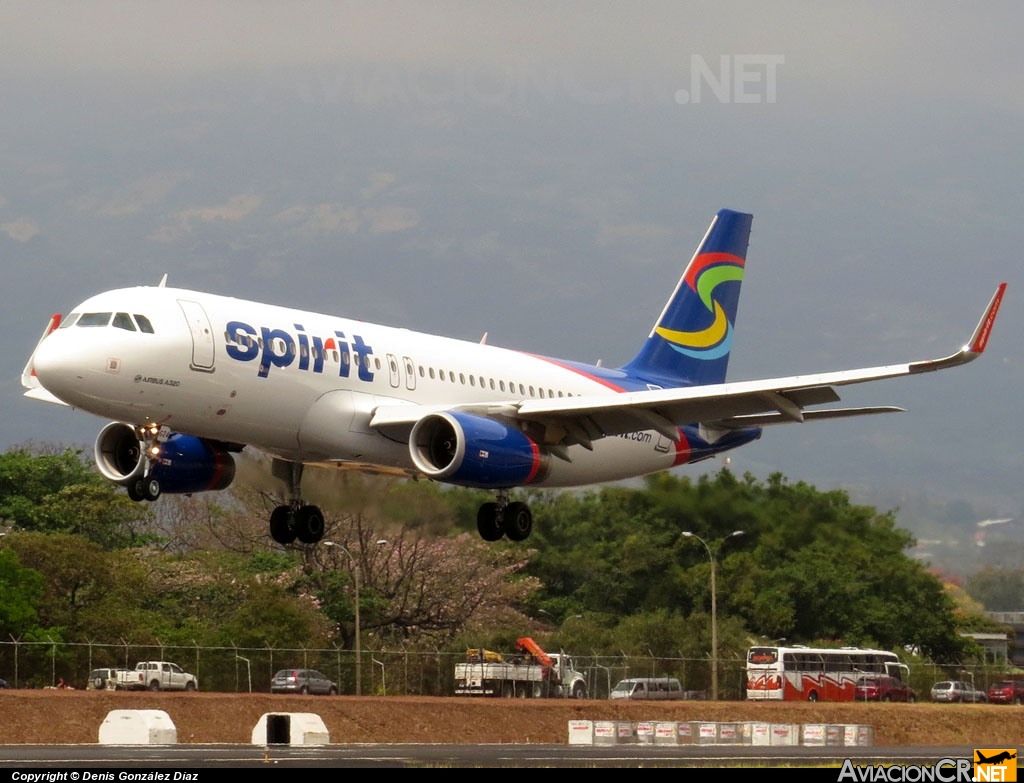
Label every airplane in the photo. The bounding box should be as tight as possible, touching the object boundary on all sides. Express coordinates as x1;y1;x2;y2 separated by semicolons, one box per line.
21;209;1006;546
976;750;1016;765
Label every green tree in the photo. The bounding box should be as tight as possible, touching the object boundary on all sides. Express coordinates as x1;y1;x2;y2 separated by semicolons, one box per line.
966;566;1024;612
0;546;44;637
0;447;150;548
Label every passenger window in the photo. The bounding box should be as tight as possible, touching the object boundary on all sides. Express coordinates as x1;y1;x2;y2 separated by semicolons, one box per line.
133;314;155;333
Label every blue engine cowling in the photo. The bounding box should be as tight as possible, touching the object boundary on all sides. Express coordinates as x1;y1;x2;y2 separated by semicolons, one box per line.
94;422;236;495
409;411;545;488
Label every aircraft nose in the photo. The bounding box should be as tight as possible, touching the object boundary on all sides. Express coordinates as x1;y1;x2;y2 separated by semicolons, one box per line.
31;331;84;394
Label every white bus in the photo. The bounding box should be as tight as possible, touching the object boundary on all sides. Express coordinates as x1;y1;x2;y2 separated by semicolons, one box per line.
745;645;907;701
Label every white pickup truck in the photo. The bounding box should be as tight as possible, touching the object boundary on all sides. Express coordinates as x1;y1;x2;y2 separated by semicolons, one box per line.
115;661;198;691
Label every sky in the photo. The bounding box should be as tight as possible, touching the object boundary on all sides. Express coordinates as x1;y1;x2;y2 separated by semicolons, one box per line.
1;2;1020;541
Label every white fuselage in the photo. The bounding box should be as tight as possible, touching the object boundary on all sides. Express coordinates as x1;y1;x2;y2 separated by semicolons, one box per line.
30;286;687;488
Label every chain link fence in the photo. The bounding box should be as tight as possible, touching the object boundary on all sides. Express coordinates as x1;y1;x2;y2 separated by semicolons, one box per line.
0;639;1010;700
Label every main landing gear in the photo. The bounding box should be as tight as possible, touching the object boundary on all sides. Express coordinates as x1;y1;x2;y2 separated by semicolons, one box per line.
476;490;533;542
269;459;325;545
127;475;162;502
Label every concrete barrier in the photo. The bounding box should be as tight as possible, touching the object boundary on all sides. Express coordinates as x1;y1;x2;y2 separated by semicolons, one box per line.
636;721;656;744
654;722;678;745
802;724;827;745
567;720;594;745
770;723;798;746
593;721;618;745
616;722;636;744
844;724;874;747
565;719;874;747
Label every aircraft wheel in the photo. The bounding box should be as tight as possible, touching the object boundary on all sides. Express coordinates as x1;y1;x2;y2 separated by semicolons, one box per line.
143;478;161;502
270;506;297;545
127;481;145;502
295;505;326;544
504;502;533;541
476;503;504;541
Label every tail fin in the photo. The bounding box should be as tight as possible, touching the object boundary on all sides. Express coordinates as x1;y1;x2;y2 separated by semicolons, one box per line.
621;208;753;387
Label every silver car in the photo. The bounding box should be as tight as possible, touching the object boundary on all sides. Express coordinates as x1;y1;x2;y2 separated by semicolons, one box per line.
930;680;987;703
270;668;338;696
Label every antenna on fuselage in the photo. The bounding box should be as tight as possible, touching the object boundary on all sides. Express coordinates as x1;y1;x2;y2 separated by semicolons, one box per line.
157;274;168;287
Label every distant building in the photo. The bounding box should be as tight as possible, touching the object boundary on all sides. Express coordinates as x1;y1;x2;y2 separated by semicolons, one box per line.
984;612;1024;666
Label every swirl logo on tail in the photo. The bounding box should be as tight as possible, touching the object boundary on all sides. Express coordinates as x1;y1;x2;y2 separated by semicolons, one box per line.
654;252;745;360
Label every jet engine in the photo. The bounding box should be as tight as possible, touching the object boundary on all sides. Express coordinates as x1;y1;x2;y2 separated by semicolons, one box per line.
94;422;236;497
409;411;546;488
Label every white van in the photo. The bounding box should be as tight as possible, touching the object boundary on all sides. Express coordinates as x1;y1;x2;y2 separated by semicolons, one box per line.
610;677;684;700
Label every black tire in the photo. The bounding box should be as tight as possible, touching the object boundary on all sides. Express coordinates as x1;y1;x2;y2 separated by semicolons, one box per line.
295;505;325;544
300;685;309;695
329;686;337;696
571;681;587;700
94;677;104;689
476;503;504;541
185;681;196;691
807;690;819;702
148;680;161;692
503;501;533;542
143;478;161;502
883;694;892;702
270;506;296;545
127;481;145;502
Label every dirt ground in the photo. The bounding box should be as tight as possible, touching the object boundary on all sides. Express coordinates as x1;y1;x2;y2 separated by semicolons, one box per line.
1;691;1021;746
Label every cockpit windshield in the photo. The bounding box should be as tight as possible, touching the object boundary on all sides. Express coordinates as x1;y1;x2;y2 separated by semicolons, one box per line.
60;312;155;333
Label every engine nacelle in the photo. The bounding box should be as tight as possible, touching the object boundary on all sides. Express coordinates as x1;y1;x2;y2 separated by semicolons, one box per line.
409;411;546;488
94;422;236;495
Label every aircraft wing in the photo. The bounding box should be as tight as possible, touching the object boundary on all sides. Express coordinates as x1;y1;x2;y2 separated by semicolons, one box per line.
372;283;1005;448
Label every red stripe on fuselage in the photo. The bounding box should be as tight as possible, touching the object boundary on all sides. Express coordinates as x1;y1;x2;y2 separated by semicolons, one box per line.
524;354;628;392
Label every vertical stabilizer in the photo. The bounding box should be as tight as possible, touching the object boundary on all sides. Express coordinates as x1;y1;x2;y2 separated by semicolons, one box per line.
621;208;752;387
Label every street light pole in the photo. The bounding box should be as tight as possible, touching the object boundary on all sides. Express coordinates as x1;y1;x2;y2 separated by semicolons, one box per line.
681;529;744;700
324;542;361;696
